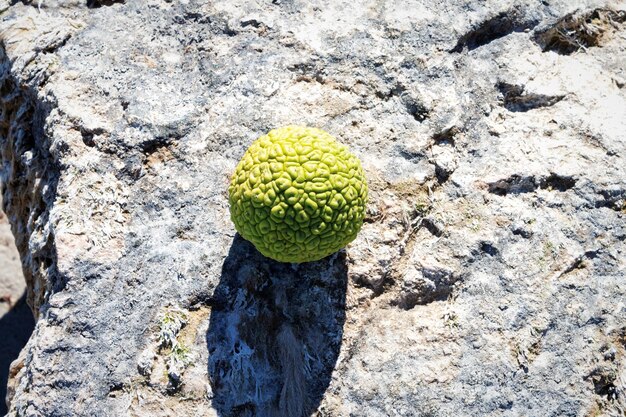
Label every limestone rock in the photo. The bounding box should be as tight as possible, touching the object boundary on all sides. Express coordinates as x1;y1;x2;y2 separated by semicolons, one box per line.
0;1;625;416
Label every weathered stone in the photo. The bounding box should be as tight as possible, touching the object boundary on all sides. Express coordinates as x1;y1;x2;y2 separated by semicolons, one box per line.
0;0;625;416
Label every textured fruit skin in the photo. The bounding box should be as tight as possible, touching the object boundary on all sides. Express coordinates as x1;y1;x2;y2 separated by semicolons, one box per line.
228;126;368;263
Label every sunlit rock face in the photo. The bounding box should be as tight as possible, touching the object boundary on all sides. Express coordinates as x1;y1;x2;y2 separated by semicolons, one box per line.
0;1;625;417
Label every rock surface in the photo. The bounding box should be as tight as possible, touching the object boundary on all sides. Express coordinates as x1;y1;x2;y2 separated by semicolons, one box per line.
1;0;625;416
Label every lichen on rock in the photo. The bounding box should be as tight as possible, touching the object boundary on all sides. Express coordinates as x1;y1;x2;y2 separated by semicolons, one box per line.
228;126;368;263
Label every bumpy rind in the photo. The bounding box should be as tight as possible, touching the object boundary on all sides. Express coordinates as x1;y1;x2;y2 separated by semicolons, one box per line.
228;126;368;263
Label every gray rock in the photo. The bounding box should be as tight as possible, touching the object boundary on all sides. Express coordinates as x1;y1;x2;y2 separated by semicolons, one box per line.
0;0;625;416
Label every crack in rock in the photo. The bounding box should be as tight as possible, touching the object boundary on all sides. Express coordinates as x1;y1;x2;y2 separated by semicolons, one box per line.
488;173;577;196
535;8;626;54
450;7;540;52
496;82;565;112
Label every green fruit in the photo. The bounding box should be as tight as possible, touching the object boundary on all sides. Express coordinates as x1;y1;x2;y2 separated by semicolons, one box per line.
228;125;368;263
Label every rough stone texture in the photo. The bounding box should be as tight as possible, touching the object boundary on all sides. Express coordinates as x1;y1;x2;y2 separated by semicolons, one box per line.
1;1;625;416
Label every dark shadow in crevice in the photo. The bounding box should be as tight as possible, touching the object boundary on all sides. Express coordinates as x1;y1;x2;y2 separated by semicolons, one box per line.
207;235;348;417
86;0;125;8
496;82;565;112
450;7;540;52
1;41;64;312
534;8;626;55
0;292;35;415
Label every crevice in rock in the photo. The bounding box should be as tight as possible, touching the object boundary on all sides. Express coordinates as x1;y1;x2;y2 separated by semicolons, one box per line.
241;19;265;29
585;367;619;401
497;82;565;112
1;45;62;317
540;173;577;192
488;173;576;196
479;241;499;257
106;381;125;396
593;188;625;211
488;174;538;196
139;137;174;156
535;8;626;55
79;127;105;148
512;226;533;239
397;148;425;162
403;96;430;122
466;241;503;265
422;217;444;237
434;163;452;184
222;26;239;37
432;126;459;147
86;0;125;8
450;7;540;52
